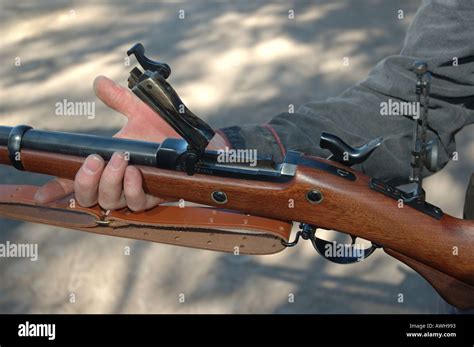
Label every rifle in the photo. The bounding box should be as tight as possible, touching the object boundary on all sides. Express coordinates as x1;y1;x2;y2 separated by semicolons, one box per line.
0;44;473;309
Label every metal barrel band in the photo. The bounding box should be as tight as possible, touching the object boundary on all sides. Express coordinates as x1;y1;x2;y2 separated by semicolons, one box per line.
8;125;32;171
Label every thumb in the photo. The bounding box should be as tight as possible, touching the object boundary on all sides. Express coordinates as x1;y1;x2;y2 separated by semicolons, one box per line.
93;75;179;141
34;178;75;204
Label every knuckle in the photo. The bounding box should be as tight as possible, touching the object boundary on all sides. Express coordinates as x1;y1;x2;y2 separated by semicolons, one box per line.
97;190;113;207
97;187;124;211
103;166;124;183
127;202;146;212
76;197;96;208
124;184;141;199
99;179;120;198
98;197;116;211
74;188;95;207
124;189;145;212
124;170;143;196
74;172;92;190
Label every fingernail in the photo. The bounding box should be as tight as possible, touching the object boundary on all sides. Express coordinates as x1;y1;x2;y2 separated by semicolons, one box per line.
83;155;102;174
34;189;45;203
109;152;125;170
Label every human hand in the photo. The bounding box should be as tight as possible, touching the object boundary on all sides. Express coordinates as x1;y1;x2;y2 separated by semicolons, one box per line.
34;76;226;211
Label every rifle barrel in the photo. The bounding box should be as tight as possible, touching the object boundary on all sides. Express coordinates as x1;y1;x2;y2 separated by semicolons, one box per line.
0;125;162;167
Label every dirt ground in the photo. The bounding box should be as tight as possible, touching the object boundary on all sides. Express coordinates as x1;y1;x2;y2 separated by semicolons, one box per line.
0;0;472;313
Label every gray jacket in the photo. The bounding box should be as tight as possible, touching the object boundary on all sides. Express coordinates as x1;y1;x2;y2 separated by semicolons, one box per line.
220;0;473;186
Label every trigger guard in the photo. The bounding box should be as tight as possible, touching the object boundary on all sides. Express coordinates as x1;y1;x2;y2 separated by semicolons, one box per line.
311;232;378;265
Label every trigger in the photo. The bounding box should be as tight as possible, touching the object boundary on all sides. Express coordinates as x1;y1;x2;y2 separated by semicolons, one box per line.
350;234;357;244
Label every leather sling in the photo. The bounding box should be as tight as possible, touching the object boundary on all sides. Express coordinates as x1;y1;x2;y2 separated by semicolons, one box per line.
0;185;292;255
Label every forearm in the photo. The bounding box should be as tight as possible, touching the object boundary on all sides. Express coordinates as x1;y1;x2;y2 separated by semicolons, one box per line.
220;0;474;184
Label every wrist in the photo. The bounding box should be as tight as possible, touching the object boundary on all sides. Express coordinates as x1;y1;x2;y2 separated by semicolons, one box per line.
207;131;229;151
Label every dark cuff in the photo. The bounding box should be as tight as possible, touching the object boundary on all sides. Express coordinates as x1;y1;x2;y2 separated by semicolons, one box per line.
219;124;286;163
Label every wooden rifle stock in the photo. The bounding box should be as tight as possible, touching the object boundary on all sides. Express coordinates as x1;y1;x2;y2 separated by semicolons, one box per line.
0;145;473;309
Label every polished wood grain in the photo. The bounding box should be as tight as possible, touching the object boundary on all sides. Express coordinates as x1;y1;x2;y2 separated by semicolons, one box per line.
1;146;473;307
386;248;474;310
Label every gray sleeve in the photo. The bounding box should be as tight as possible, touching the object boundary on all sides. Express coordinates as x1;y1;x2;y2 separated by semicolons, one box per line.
220;0;474;185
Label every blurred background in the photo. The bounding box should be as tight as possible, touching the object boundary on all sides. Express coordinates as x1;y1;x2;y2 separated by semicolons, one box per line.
0;0;472;313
